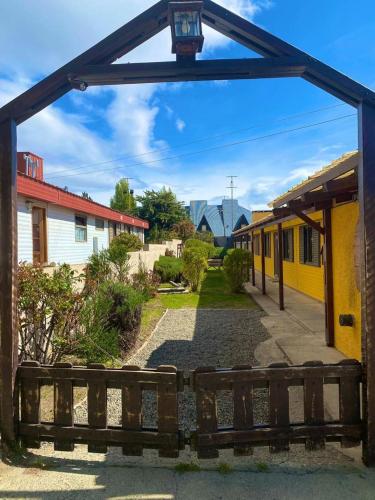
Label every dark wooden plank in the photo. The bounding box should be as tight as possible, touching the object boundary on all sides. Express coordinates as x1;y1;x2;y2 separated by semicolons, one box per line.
303;361;325;450
122;366;143;456
0;1;169;125
202;0;375;107
53;362;74;451
20;361;41;449
157;365;179;458
69;57;307;86
289;208;325;235
277;223;284;311
18;423;178;447
196;423;362;448
87;363;107;453
233;365;253;456
323;208;334;347
358;102;375;465
193;362;361;385
338;360;362;448
261;228;266;295
251;232;256;286
195;367;219;458
17;365;176;386
269;363;290;452
0;119;18;448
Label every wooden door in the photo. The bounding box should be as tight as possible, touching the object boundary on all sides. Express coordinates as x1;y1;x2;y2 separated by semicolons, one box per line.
32;207;47;265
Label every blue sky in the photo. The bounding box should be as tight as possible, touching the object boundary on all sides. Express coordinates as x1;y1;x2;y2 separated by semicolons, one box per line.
1;0;375;210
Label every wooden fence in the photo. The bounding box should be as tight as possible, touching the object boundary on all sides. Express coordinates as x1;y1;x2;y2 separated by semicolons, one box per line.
16;359;362;458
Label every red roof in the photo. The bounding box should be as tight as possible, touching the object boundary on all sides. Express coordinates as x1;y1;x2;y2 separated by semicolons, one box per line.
17;173;149;229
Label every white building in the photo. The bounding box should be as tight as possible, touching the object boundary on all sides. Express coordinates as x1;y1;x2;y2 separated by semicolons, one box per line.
16;152;148;266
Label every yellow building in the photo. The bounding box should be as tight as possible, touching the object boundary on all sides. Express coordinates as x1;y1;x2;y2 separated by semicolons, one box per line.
233;151;361;360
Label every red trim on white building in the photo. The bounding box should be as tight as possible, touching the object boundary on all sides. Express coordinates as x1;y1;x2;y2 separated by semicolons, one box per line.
17;173;148;229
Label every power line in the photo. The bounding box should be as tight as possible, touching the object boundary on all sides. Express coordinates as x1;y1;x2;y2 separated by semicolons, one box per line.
46;113;356;181
45;102;347;181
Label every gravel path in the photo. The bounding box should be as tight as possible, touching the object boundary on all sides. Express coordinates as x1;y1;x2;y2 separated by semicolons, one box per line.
67;308;357;468
75;308;270;430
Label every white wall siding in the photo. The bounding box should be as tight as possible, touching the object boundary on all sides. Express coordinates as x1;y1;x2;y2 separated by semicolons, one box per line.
17;196;33;262
47;205;109;265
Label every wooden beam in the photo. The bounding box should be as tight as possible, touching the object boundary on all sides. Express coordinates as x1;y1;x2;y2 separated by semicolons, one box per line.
68;56;308;86
202;0;375;107
0;1;169;125
261;228;266;295
323;208;334;347
358;102;375;466
0;119;18;447
278;223;284;311
290;208;325;235
251;232;255;286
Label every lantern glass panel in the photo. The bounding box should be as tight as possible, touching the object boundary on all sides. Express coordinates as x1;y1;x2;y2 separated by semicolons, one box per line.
174;11;200;37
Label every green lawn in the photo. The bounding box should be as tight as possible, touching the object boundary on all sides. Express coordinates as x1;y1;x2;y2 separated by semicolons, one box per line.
150;269;256;310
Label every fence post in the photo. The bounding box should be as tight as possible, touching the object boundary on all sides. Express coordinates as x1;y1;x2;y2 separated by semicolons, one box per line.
359;102;375;466
0;119;18;448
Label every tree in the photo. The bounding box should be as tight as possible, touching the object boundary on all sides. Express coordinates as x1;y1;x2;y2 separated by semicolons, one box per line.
193;231;215;244
110;178;136;214
136;187;187;241
172;219;195;241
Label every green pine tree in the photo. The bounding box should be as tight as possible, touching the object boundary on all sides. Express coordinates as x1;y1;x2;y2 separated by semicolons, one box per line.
110;179;137;214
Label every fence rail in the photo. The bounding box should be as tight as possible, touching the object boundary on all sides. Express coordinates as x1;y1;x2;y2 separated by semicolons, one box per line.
17;361;182;457
191;360;362;458
16;359;362;458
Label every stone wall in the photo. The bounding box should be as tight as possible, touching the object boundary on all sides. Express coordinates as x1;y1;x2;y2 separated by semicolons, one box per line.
43;239;182;280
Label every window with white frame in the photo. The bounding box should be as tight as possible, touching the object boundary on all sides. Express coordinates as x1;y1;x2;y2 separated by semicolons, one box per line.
75;215;87;242
95;218;104;231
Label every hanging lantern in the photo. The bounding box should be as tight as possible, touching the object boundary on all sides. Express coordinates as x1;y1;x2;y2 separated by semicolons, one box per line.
169;1;204;59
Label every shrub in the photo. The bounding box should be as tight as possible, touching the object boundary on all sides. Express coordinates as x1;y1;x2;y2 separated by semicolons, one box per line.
107;243;130;282
110;232;143;252
182;248;208;291
132;262;160;300
171;219;195;241
192;231;214;244
184;239;214;259
85;250;112;288
210;247;227;259
223;248;252;293
18;263;85;364
78;281;145;362
154;255;183;282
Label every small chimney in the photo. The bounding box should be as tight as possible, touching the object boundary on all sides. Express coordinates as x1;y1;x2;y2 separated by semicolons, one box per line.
17;152;44;181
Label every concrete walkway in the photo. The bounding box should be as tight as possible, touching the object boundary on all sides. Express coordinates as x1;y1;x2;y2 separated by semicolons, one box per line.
1;457;375;500
246;274;345;366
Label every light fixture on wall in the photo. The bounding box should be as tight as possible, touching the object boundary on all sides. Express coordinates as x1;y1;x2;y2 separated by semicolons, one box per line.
25;200;33;212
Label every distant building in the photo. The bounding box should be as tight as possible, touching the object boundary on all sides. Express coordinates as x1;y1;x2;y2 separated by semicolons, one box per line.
187;199;251;247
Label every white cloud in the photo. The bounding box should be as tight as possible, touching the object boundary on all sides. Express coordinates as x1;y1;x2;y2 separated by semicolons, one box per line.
176;118;186;132
0;0;269;204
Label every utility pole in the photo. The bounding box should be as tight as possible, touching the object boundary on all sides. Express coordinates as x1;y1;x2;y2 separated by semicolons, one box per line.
226;175;238;232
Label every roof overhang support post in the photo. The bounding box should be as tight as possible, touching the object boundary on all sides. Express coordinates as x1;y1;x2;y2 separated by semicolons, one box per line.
251;232;256;287
0;119;18;448
260;228;266;295
359;102;375;466
323;207;334;347
277;223;284;311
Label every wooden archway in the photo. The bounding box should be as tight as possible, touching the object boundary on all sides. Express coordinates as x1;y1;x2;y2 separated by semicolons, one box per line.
1;0;375;464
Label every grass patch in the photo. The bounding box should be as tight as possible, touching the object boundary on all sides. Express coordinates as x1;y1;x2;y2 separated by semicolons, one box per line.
255;462;269;472
175;462;201;474
149;269;256;310
217;462;233;474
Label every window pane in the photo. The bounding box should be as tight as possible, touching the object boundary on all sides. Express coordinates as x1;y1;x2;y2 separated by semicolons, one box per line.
75;227;87;242
75;215;87;227
95;218;104;230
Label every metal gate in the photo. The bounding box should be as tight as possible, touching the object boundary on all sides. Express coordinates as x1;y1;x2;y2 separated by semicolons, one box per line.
17;359;362;458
